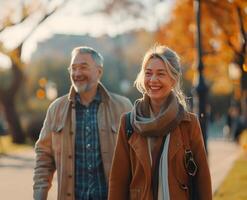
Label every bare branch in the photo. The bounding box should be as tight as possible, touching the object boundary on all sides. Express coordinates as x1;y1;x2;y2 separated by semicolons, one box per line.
19;0;70;49
0;2;36;33
0;0;70;59
1;0;70;97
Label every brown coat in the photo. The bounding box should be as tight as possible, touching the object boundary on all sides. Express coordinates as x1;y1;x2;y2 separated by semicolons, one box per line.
108;111;212;200
33;84;132;200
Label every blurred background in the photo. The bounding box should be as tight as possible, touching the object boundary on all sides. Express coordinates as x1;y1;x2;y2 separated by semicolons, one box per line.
0;0;247;199
0;0;246;145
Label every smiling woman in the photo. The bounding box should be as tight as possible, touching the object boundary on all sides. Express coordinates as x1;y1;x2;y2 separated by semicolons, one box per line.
143;57;175;113
108;44;212;200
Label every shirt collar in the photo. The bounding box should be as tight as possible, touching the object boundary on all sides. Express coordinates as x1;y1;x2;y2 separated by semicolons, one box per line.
68;82;110;104
75;89;101;105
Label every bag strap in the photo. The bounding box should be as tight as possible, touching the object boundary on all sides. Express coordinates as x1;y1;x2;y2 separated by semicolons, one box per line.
180;122;198;177
125;112;133;140
180;121;199;200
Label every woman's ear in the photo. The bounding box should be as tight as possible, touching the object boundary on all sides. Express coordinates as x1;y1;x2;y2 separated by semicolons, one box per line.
172;79;176;87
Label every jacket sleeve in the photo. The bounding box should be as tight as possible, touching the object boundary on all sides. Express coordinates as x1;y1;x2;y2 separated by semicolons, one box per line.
108;114;132;200
190;115;212;200
33;104;56;200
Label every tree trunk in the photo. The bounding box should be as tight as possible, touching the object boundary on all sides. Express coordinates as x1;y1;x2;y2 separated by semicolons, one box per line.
1;97;25;144
0;0;68;144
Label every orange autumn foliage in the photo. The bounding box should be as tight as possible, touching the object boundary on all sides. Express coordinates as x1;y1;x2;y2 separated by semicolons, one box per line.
156;0;247;96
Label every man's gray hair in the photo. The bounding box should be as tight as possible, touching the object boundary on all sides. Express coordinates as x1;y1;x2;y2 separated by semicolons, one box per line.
71;46;104;67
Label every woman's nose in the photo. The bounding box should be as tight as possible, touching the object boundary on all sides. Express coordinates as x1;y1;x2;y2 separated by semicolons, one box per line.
150;74;158;81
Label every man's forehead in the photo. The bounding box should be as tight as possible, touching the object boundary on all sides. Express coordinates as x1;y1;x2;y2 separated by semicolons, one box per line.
73;52;92;59
72;53;94;64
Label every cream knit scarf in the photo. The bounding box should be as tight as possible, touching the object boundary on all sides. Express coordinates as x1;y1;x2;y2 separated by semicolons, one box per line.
130;92;184;137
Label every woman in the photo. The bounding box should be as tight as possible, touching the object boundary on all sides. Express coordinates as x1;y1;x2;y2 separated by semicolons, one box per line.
108;45;212;200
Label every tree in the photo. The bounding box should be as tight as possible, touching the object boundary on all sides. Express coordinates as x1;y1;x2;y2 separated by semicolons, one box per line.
156;0;247;121
0;0;68;143
204;0;247;126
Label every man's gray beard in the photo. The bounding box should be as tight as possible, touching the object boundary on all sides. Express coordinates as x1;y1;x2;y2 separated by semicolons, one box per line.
73;83;90;93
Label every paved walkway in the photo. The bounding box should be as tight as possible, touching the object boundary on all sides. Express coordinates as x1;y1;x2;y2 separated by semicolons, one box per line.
0;149;57;200
0;139;242;199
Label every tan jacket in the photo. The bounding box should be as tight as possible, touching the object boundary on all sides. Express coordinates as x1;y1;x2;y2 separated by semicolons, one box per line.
33;83;132;200
108;112;212;200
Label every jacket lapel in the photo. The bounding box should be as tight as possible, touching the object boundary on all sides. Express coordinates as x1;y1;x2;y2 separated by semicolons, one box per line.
129;133;152;179
169;111;192;161
168;126;183;161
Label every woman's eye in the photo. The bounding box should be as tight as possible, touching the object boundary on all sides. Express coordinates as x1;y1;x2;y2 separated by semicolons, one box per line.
145;72;152;76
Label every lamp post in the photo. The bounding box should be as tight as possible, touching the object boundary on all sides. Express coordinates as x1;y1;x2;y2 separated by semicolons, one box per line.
194;0;209;152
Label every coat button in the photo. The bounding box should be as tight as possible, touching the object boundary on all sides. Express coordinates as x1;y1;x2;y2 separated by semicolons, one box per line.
180;183;188;190
68;174;72;178
67;193;71;196
68;155;72;159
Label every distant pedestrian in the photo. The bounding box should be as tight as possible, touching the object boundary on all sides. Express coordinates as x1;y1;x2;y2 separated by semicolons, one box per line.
33;46;132;200
108;45;212;200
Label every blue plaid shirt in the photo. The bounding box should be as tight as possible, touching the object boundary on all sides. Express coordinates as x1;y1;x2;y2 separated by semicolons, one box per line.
74;91;107;200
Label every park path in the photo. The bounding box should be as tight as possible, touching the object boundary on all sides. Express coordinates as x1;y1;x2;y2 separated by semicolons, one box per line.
0;149;57;200
0;139;241;199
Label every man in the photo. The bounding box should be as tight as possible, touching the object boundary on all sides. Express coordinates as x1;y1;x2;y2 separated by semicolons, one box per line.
33;46;132;200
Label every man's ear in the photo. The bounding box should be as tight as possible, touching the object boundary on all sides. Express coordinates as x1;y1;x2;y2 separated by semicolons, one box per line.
98;67;103;79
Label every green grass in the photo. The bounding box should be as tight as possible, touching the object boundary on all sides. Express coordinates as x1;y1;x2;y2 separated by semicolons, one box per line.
214;130;247;200
0;135;32;154
213;153;247;200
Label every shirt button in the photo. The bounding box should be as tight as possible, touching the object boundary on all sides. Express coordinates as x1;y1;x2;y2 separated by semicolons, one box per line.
86;144;91;149
88;164;92;170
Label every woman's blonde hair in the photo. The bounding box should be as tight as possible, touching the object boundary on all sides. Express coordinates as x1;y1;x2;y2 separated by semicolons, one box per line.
134;44;188;110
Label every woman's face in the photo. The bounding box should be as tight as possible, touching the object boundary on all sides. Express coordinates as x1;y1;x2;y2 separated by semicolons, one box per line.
144;57;175;104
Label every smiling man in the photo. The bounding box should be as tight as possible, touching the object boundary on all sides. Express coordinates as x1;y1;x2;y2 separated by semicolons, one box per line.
33;46;132;200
